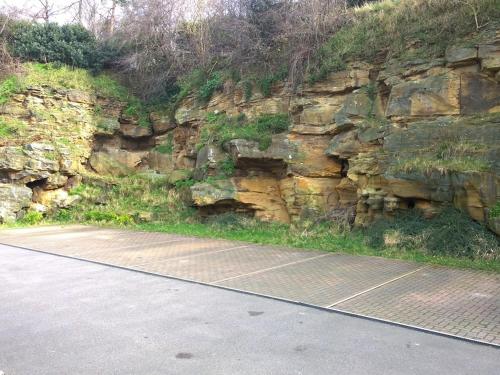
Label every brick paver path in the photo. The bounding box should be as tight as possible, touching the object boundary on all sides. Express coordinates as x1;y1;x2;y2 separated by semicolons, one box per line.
1;225;498;346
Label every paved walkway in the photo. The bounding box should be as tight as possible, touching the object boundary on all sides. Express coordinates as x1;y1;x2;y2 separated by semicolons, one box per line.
0;225;499;346
2;244;498;375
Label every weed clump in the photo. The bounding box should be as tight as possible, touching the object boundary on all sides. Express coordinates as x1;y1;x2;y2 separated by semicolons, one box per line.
363;208;499;261
19;211;44;225
198;112;290;151
0;76;21;104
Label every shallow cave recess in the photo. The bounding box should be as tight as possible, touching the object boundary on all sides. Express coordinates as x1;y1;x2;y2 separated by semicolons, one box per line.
26;178;48;190
197;200;257;220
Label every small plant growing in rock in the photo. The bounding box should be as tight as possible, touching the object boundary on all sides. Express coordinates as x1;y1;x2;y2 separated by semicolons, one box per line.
489;202;500;219
199;112;290;151
0;76;21;105
19;211;44;225
198;71;224;103
217;157;236;178
154;133;174;154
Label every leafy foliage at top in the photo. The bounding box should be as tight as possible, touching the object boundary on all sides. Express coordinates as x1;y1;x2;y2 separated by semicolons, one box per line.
7;22;116;72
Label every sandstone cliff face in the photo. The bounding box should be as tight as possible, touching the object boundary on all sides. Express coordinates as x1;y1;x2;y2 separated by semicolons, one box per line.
0;84;169;222
176;39;500;234
1;37;499;234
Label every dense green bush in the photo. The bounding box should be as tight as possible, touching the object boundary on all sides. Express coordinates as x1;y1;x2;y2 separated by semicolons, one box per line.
7;22;114;71
363;208;499;261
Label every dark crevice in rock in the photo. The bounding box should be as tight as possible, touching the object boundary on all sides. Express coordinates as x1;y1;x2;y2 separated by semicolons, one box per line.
234;159;288;179
197;201;256;218
407;199;416;209
26;178;48;190
340;159;349;178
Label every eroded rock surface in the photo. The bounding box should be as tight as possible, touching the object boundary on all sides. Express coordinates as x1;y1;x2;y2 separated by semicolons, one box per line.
1;37;499;231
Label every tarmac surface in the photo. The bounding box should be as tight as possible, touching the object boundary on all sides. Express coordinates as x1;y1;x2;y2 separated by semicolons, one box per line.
0;243;498;375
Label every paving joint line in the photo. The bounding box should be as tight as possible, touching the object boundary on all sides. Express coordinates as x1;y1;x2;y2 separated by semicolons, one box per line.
129;245;251;267
1;241;498;349
325;265;431;308
11;238;186;256
74;238;186;253
212;253;332;284
4;227;124;240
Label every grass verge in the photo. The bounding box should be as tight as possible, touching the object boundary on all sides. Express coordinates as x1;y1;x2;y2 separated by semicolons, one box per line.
1;173;497;273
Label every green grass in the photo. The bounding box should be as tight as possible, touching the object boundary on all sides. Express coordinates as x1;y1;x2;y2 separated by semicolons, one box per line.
19;211;44;225
22;62;127;100
135;217;499;272
391;156;492;175
51;173;194;225
13;213;493;272
490;202;500;219
198;112;290;151
0;116;27;138
0;75;21;105
390;138;492;174
22;62;94;90
14;63;151;127
84;210;134;225
18;181;497;273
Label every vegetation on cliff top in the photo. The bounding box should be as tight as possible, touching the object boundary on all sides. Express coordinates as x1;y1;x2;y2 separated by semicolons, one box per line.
307;0;500;83
4;0;497;104
1;62;151;128
7;22;113;72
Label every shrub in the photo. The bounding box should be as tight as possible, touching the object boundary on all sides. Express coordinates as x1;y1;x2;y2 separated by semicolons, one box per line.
363;208;499;260
198;71;224;103
8;22;110;71
53;209;72;222
174;178;196;189
217;157;236;178
123;102;151;128
52;174;192;225
204;212;253;230
242;80;253;102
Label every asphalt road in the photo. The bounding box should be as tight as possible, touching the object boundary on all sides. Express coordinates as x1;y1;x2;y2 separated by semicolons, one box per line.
0;244;498;375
